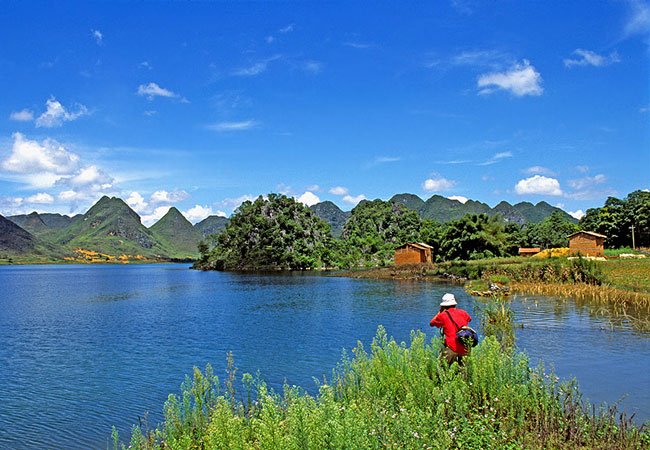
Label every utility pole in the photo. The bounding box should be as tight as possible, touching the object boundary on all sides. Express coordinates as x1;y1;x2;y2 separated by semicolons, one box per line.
631;224;636;249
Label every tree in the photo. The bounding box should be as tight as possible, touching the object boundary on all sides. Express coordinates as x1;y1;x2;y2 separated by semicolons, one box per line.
341;199;422;266
195;193;333;270
436;213;508;261
524;211;578;249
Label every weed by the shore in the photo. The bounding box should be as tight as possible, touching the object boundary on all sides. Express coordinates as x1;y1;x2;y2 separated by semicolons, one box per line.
112;328;649;450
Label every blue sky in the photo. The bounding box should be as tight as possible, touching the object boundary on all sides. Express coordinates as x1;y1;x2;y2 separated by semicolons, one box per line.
1;1;648;225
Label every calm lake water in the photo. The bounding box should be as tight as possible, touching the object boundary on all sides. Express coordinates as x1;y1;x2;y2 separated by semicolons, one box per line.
1;264;649;449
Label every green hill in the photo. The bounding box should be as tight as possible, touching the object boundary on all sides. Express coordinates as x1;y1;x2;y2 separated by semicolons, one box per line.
389;193;425;211
7;212;48;235
310;201;351;237
150;207;202;258
0;214;69;262
513;201;577;224
194;215;229;238
417;195;491;222
50;196;171;257
491;201;527;225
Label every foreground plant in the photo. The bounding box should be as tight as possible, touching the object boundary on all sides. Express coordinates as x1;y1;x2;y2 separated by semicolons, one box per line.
112;328;649;450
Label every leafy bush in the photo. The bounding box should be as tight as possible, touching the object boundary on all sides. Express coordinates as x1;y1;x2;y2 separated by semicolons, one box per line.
113;328;649;450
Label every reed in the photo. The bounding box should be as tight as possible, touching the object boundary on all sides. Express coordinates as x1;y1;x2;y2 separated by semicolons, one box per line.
478;295;517;349
112;328;649;450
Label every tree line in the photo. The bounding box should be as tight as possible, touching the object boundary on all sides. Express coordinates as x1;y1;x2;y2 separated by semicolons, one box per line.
195;190;649;270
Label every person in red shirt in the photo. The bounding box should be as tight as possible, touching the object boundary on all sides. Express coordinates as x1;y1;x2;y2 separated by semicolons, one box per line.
430;293;472;366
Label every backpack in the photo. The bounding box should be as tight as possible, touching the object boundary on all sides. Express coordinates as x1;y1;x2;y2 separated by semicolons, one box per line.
445;310;479;348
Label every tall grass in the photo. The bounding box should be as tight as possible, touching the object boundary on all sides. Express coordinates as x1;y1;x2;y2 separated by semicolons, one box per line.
478;295;517;349
112;328;649;450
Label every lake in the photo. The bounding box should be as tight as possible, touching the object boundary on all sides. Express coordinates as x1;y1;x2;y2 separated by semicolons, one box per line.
0;264;648;449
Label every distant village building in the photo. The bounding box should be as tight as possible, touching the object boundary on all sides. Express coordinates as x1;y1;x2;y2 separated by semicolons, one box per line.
395;243;433;265
568;231;606;257
518;247;541;257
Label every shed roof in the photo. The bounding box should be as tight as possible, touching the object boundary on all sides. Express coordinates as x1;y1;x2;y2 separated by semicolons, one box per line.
567;231;607;239
395;242;433;251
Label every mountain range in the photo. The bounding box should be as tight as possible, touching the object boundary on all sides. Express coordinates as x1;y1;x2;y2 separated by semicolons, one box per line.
1;193;578;263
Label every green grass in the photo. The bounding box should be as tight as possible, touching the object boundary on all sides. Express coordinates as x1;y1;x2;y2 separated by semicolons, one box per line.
112;328;649;450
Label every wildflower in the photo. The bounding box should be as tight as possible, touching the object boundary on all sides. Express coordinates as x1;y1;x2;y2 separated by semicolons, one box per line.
392;413;398;418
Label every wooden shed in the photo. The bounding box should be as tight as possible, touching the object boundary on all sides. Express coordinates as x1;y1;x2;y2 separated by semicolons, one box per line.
518;247;541;257
395;243;433;265
568;231;606;257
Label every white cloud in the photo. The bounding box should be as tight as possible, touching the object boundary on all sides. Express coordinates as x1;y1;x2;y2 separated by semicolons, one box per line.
35;97;89;128
141;206;171;227
296;191;320;206
182;204;214;224
575;165;590;173
523;165;555;176
279;24;294;33
221;195;256;208
568;210;585;220
150;189;190;204
342;41;373;49
342;194;366;205
207;120;257;131
624;0;650;37
329;186;349;195
307;184;320;192
10;109;34;122
479;151;512;166
451;49;509;68
563;49;620;67
265;35;275;43
568;174;607;190
126;192;147;213
514;175;563;196
303;61;323;74
232;55;281;76
92;29;103;45
0;196;24;215
422;175;456;192
25;192;54;204
65;165;113;188
137;82;179;100
448;195;468;204
477;60;543;96
1;133;80;177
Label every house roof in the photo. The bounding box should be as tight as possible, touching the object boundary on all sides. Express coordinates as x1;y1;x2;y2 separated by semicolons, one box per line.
395;242;432;251
567;231;607;239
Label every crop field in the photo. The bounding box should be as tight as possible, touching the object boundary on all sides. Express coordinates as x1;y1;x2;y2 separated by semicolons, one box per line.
601;259;650;292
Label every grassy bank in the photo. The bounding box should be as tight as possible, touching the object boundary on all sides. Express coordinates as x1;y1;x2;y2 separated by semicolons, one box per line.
112;328;649;450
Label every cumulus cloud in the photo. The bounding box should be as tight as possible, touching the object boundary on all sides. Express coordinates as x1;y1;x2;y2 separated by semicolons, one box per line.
25;192;54;204
10;109;34;122
64;165;113;188
422;175;456;192
448;195;468;204
35;97;89;128
342;194;367;205
523;165;555;176
568;174;607;190
137;82;179;100
564;49;620;67
568;210;585;220
477;60;543;96
220;195;257;208
150;189;190;204
207;120;257;131
329;186;349;195
296;191;320;206
182;205;214;224
514;175;563;196
141;206;171;227
126;192;147;212
1;133;80;178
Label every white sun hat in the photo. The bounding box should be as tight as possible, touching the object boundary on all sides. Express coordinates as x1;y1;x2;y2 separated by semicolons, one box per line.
440;293;457;307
